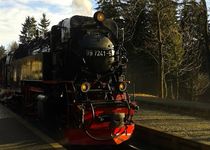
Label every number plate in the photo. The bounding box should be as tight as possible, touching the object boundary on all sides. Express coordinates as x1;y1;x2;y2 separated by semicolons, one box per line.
86;50;114;57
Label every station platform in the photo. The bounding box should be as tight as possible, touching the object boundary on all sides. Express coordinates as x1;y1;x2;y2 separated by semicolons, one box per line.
0;103;66;150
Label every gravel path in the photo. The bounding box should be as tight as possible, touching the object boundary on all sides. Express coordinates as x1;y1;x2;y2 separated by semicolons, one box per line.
134;108;210;145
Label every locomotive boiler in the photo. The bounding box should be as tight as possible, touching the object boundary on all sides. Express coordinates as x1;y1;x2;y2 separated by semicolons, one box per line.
0;11;138;145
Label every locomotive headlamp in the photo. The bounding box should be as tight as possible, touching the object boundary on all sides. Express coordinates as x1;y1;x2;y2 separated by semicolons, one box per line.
119;82;127;92
81;82;90;93
94;11;105;22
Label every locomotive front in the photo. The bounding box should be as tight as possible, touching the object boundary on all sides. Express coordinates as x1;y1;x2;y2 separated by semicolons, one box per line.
63;12;138;145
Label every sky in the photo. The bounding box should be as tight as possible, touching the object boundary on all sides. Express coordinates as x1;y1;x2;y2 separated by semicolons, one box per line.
0;0;210;49
0;0;97;49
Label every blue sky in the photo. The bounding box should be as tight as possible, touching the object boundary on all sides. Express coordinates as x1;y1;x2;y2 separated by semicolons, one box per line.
0;0;95;48
206;0;210;9
0;0;210;49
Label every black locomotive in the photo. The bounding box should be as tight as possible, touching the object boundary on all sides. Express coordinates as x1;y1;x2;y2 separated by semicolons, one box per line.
0;12;137;145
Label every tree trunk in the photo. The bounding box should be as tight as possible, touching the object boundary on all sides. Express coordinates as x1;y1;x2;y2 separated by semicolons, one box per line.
164;77;168;98
191;78;194;101
170;80;175;100
157;10;164;99
176;73;179;100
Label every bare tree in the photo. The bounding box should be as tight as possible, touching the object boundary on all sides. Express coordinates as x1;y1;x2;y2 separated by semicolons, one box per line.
0;45;6;59
8;41;19;51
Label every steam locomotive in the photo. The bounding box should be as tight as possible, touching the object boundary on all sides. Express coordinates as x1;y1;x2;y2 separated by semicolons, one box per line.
0;12;138;145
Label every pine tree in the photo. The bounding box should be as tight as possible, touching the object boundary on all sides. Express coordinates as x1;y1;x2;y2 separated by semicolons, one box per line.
38;13;50;37
130;0;150;53
96;0;121;18
29;17;37;39
19;16;31;44
96;0;145;42
19;16;37;44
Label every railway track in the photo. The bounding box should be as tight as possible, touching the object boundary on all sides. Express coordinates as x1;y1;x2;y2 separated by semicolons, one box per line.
65;144;142;150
